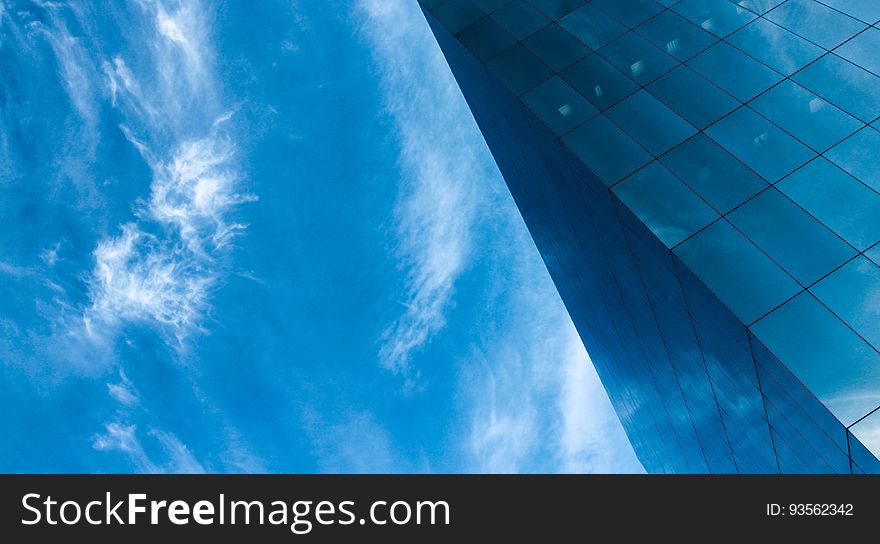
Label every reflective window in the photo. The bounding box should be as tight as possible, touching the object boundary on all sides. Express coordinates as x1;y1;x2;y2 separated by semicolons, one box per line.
431;0;485;33
727;188;856;286
777;158;880;251
751;292;880;426
613;162;718;247
660;134;767;213
562;114;651;185
521;76;598;135
688;42;782;101
523;23;590;71
525;0;588;19
558;4;627;49
749;80;863;152
812;257;880;351
647;66;738;129
470;0;512;12
561;54;638;110
456;17;517;62
606;90;696;155
835;28;880;77
636;10;717;61
591;0;664;28
486;44;553;95
825;127;880;193
673;219;801;324
850;410;880;461
705;107;815;183
818;0;880;24
491;0;550;39
793;55;880;123
597;32;678;85
736;0;785;15
672;0;756;37
765;0;867;50
727;19;823;76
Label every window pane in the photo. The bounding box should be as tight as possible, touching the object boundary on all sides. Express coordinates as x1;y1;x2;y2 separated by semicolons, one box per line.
688;41;782;101
486;44;553;95
456;17;517;62
561;54;638;110
598;32;678;85
613;162;718;247
660;134;767;213
727;19;823;75
835;28;880;77
521;76;598;135
765;0;867;50
431;0;485;33
491;0;550;39
672;0;756;37
750;292;880;426
705;106;815;183
562;114;652;185
825;127;880;193
777;158;880;251
647;65;738;129
749;80;863;152
636;9;717;61
558;3;627;49
591;0;664;28
812;256;880;351
793;54;880;123
606;90;696;155
673;219;801;324
726;188;856;286
523;23;590;71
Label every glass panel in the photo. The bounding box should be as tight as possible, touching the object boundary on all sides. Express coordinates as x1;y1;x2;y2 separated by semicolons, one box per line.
726;188;856;286
612;162;718;247
561;54;638;110
591;0;664;28
431;0;486;33
521;76;598;135
660;134;767;214
562;114;652;185
736;0;785;15
688;41;782;101
486;43;553;95
818;0;880;24
647;65;739;129
812;256;880;351
558;3;627;49
793;54;880;123
835;28;880;77
727;18;823;75
672;0;757;37
598;32;678;86
750;292;880;426
456;17;517;62
749;80;863;152
526;0;588;19
491;0;550;39
705;106;815;183
636;9;717;61
673;219;801;324
850;410;880;462
825;127;880;193
523;23;590;71
470;0;511;11
765;0;867;50
777;158;880;251
606;90;697;155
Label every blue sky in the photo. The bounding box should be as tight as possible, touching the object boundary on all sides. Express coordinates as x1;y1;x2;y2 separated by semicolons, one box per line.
0;0;641;474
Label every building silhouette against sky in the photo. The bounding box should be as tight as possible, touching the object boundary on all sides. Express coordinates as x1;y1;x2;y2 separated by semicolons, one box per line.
418;0;880;473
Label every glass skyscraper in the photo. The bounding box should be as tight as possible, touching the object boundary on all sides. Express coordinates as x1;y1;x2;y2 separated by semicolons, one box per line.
418;0;880;473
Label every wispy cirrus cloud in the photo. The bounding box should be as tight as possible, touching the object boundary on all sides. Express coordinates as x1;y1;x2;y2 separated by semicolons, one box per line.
358;0;491;381
92;422;205;474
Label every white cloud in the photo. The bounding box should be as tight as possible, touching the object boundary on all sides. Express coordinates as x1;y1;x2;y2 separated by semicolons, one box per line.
107;369;139;407
359;0;489;379
92;422;206;474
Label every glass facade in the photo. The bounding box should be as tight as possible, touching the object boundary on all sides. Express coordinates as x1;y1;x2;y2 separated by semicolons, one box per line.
419;0;880;473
